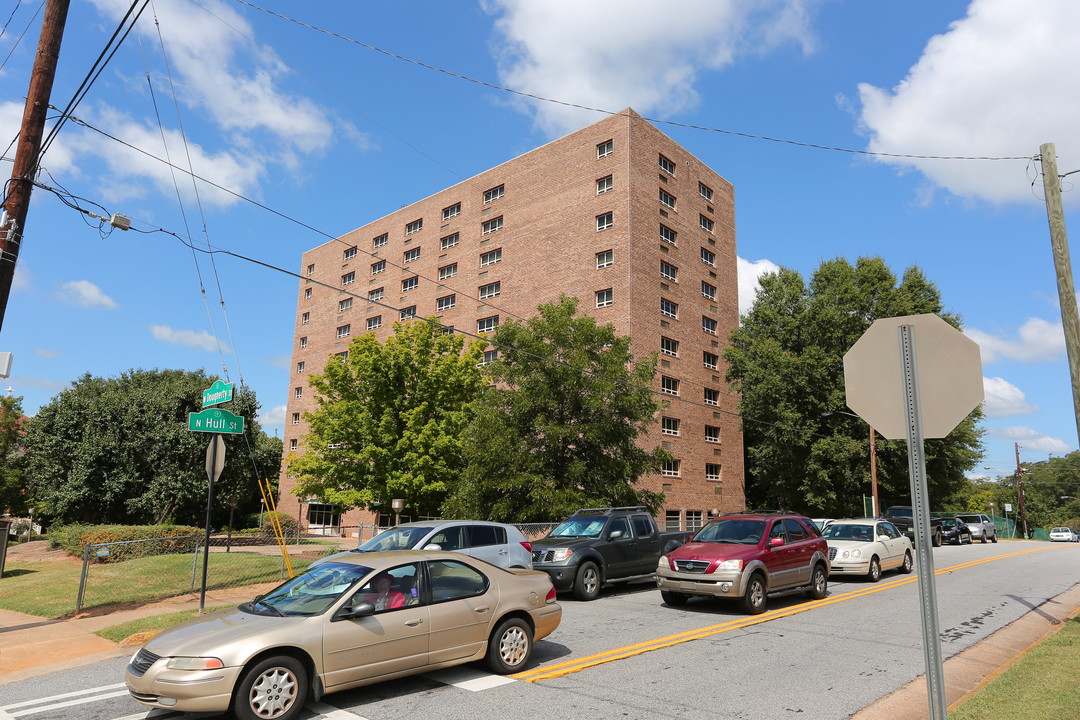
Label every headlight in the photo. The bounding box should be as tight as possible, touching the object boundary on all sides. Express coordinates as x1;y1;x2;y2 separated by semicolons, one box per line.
714;559;742;571
166;657;225;670
549;548;573;562
842;549;862;560
657;555;667;569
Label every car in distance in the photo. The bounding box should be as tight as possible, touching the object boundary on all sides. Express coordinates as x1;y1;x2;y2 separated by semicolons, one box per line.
938;517;973;544
956;513;998;543
655;512;830;615
822;518;913;582
349;520;533;569
1049;526;1077;542
884;506;944;547
125;550;561;720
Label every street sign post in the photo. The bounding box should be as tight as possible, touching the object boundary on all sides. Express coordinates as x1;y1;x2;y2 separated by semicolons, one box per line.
202;380;234;408
199;434;226;613
188;408;245;434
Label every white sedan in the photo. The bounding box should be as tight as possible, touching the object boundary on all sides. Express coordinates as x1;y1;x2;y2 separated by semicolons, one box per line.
823;519;914;582
1049;526;1077;542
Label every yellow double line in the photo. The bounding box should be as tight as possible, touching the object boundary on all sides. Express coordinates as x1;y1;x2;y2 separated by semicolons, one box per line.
513;545;1057;682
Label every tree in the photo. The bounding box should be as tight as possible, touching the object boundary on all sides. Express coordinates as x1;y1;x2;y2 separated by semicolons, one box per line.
25;369;277;527
725;257;984;517
0;395;30;515
443;296;668;522
288;318;486;518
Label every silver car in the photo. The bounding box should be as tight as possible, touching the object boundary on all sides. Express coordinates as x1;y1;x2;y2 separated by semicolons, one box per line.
350;520;534;569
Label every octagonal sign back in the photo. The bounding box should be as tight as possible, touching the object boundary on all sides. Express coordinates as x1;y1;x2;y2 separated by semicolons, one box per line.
843;313;983;439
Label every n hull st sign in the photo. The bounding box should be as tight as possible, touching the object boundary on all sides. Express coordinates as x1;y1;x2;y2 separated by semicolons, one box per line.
188;408;245;434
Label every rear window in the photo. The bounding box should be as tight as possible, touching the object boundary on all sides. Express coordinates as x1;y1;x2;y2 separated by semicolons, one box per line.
467;525;506;547
957;515;982;523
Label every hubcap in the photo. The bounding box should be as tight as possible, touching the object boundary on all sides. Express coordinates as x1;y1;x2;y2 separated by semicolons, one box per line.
499;627;528;666
750;581;764;607
250;667;297;719
583;569;598;593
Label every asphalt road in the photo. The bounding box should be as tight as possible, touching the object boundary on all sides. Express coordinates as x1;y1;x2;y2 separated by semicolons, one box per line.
2;541;1077;720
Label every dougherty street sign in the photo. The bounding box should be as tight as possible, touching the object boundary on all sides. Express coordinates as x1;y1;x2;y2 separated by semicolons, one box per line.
188;408;245;434
202;380;234;408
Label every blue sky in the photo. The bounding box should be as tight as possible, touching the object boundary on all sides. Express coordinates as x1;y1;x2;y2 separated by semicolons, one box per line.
2;0;1078;477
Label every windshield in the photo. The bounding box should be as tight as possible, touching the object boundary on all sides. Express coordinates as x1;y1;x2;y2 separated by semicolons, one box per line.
549;518;607;538
692;519;765;544
823;524;874;542
357;526;434;552
957;515;981;523
242;562;372;617
886;507;912;519
939;518;958;528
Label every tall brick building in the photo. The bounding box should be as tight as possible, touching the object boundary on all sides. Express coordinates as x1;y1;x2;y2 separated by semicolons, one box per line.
277;109;744;534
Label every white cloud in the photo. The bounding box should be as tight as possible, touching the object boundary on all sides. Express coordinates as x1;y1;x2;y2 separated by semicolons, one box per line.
56;280;118;309
150;325;226;352
856;0;1080;205
0;101;77;175
266;354;292;371
9;375;70;394
987;425;1071;453
484;0;819;136
258;404;287;430
11;262;31;293
737;256;781;315
34;348;61;359
982;376;1037;417
965;318;1065;363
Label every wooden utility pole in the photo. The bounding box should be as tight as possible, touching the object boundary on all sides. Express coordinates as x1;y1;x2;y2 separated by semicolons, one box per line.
1040;142;1080;447
1015;442;1028;539
0;0;70;332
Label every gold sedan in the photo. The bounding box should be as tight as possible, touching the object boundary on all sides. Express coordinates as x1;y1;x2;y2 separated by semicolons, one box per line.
124;550;561;720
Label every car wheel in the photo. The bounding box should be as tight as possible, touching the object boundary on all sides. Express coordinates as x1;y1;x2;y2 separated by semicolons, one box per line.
932;530;942;547
964;534;973;545
806;564;828;600
741;572;767;614
899;551;913;574
661;590;688;606
486;617;533;674
233;656;307;720
990;533;998;544
980;533;987;543
867;557;881;583
572;561;601;601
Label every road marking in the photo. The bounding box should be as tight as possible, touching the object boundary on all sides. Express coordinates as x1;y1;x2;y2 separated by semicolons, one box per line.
0;683;127;711
310;701;371;719
515;545;1057;682
425;666;516;691
4;690;131;716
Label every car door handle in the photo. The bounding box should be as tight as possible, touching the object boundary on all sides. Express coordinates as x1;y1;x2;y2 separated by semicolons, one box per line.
404;618;424;627
474;605;491;614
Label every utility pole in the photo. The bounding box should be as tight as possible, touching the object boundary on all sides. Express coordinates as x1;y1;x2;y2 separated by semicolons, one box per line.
1040;143;1080;447
1015;442;1029;539
0;0;70;332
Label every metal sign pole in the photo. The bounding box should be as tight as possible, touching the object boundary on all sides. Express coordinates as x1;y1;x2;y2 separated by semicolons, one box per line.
200;434;225;612
898;324;947;719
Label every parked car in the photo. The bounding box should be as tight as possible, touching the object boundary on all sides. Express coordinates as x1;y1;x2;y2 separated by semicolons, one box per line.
822;518;913;581
939;517;973;544
956;513;998;543
654;512;830;615
347;520;533;569
1049;526;1077;542
529;507;691;601
125;550;561;720
884;506;944;546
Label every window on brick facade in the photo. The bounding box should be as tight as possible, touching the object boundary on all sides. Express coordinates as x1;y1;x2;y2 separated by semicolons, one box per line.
294;386;302;398
478;349;498;366
373;233;387;248
596;212;613;231
705;425;720;443
597;139;613;158
595;288;613;308
478;315;499;333
661;459;680;477
479;281;501;300
403;247;421;263
336;324;350;339
665;510;682;532
661;376;679;395
335;351;349;361
702;316;718;335
301;312;310;324
341;272;355;286
596;175;613;194
686;511;703;531
482;216;503;235
703;351;718;370
699;182;714;201
480;248;502;267
662;417;680;435
659;189;676;209
700;215;714;233
701;281;716;300
406;218;423;235
443;203;461;220
402;276;419;293
306;263;315;276
299;336;307;349
296;361;305;373
660;224;677;245
660;261;678;281
304;288;312;299
367;316;382;331
484;184;505;203
704;388;719;406
290;438;298;450
439;263;458;280
596;249;613;268
292;413;300;425
706;463;721;481
660;298;678;318
437;294;456;311
659;153;676;175
344;246;357;261
441;232;459;250
400;306;417;320
369;287;383;302
339;298;352;312
700;247;716;266
371;260;386;275
661;336;678;357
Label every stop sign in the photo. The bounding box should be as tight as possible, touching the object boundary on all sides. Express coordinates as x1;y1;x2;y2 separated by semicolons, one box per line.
843;314;983;439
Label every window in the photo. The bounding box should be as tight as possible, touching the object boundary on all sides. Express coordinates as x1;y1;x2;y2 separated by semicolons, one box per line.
704;388;719;406
304;288;312;299
706;463;721;481
341;272;355;286
344;246;357;261
484;184;505;203
439;263;458;280
369;287;384;302
440;232;459;250
660;224;677;245
299;336;307;349
596;212;613;231
596;249;614;268
480;248;502;267
406;218;423;235
428;560;487;603
291;413;300;426
660;298;678;318
662;417;680;436
479;349;498;366
479;281;501;300
478;315;499;333
705;425;720;443
595;288;613;308
702;316;718;334
400;306;417;320
403;247;421;263
290;438;298;450
335;351;348;361
699;182;713;201
660;189;676;209
443;203;461;220
336;324;351;339
700;215;714;233
301;312;310;324
437;294;456;311
703;351;718;370
701;281;716;300
339;298;352;312
597;139;613;158
662;459;681;477
596;175;613;194
367;316;382;331
700;247;716;266
371;260;386;275
306;263;315;276
373;233;387;248
661;376;679;395
440;326;455;335
660;261;678;281
294;386;302;398
482;216;503;235
402;276;419;293
659;153;676;175
666;510;682;532
684;511;703;532
296;361;305;373
633;516;655;538
661;336;679;357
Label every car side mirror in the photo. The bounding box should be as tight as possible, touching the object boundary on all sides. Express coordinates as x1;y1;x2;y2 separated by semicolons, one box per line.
423;543;443;551
769;537;785;548
337;600;376;620
608;529;624;540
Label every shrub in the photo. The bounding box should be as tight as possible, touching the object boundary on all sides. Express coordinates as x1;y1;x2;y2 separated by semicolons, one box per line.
49;524;201;563
259;511;299;534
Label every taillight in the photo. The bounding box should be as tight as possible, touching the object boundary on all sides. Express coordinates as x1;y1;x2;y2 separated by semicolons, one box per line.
520;541;533;552
545;587;557;604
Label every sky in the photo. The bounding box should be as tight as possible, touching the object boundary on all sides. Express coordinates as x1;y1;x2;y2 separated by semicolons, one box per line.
1;0;1079;480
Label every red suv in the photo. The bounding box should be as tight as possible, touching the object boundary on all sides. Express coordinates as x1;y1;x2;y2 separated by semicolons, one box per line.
655;513;830;614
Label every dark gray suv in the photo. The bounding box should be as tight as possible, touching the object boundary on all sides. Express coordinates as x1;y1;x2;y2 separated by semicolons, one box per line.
956;513;997;543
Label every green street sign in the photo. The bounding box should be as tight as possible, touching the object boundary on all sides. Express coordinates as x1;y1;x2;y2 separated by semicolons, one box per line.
202;380;234;408
188;408;245;434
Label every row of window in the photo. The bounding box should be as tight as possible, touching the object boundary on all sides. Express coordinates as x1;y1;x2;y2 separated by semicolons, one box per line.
660;377;720;406
355;248;501;284
660;299;719;335
661;417;721;443
659;261;718;294
661;460;722;481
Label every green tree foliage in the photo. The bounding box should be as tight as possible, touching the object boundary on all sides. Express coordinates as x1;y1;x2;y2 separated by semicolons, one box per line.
288;319;486;518
982;451;1080;533
443;296;668;522
725;257;984;517
25;369;277;527
0;395;30;515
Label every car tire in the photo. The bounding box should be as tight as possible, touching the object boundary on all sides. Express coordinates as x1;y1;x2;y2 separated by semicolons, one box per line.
980;534;987;543
742;572;767;615
990;533;998;544
899;551;913;574
661;590;688;606
233;655;307;720
964;534;973;545
806;563;828;600
932;530;943;547
486;617;533;674
572;561;601;601
867;557;881;583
